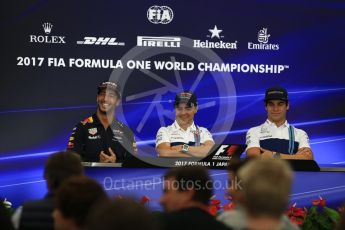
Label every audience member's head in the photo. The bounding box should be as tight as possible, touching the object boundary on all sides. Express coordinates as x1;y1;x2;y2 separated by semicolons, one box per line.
337;207;345;230
0;201;14;230
227;158;251;204
160;166;212;212
44;151;84;192
86;198;157;230
238;158;293;220
53;176;107;230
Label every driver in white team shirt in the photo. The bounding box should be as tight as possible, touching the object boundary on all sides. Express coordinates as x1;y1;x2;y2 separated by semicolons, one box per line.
155;92;215;157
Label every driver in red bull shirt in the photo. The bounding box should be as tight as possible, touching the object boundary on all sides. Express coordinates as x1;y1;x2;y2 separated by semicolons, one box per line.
67;81;137;163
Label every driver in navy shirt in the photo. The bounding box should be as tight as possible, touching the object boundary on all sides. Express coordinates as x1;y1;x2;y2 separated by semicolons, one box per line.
67;81;137;163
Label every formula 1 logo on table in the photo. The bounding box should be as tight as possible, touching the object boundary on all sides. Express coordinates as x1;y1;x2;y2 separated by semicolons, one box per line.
29;22;66;44
147;5;174;24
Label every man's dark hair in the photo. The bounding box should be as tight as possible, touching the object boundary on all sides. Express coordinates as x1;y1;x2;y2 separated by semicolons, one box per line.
337;205;345;230
174;92;197;108
264;86;289;107
227;158;251;175
164;166;212;205
0;201;14;230
44;151;84;191
97;81;121;98
86;198;157;230
264;100;289;107
55;176;107;228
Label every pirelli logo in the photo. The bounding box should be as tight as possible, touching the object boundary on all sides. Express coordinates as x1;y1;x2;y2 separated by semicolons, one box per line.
137;36;181;47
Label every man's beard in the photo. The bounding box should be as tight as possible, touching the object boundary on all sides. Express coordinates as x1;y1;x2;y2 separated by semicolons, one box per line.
97;106;112;115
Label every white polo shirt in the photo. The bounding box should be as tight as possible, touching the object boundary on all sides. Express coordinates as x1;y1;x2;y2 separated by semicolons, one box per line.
156;121;214;147
246;119;310;154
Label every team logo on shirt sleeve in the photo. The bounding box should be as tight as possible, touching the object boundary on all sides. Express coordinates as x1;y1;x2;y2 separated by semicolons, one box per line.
82;116;94;125
156;132;163;142
133;140;138;154
67;142;74;148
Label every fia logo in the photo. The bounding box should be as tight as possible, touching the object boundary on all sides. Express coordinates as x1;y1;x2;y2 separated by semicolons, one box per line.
42;22;53;34
258;28;270;44
147;5;173;24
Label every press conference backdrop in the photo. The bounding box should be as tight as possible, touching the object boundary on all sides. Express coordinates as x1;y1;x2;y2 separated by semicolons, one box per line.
1;1;345;165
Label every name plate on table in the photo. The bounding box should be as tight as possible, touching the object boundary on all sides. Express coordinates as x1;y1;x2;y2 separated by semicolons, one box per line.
286;160;320;172
82;162;123;167
123;144;247;169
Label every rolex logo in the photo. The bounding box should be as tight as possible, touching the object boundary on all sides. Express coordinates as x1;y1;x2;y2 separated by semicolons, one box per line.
42;22;53;34
30;22;65;44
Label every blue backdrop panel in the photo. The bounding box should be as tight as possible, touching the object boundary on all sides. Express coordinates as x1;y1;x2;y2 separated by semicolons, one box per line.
1;0;345;208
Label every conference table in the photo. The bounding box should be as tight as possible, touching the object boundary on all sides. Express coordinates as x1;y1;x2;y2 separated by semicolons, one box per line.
1;155;345;211
83;159;345;211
